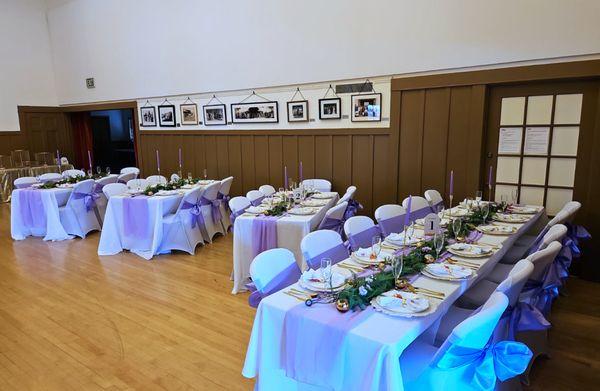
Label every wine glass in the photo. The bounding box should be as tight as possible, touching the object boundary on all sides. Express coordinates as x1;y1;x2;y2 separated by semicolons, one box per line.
482;203;490;223
452;218;462;239
106;167;111;175
511;188;519;205
87;168;93;177
278;187;284;196
187;172;193;183
96;166;101;175
392;254;404;281
434;232;445;260
203;168;208;180
405;222;415;244
320;258;333;291
475;190;483;204
371;235;382;258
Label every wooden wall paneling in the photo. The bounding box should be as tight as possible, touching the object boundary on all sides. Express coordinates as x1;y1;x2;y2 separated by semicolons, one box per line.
314;135;333;180
240;136;255;193
267;136;283;188
163;134;180;176
331;135;352;196
421;88;451;194
466;85;487;198
282;136;299;185
180;135;194;176
204;136;219;180
351;135;374;213
297;135;315;182
192;135;206;178
227;136;243;195
215;137;229;180
397;90;425;200
445;87;472;201
253;136;270;188
372;135;392;208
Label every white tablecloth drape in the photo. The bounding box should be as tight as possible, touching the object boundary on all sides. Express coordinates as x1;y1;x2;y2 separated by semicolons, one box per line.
11;188;73;241
232;193;339;294
243;208;544;391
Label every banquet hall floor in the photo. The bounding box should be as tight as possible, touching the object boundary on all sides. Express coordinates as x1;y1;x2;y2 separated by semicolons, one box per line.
0;203;598;390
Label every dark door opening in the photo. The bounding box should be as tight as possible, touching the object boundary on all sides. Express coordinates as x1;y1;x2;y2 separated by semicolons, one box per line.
88;109;136;172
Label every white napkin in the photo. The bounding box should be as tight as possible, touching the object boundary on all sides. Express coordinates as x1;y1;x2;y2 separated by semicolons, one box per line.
301;269;345;289
386;232;419;245
246;206;265;214
377;291;429;313
426;264;472;278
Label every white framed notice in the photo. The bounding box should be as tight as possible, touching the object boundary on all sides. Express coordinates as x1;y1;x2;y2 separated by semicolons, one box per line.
524;127;550;155
498;127;522;154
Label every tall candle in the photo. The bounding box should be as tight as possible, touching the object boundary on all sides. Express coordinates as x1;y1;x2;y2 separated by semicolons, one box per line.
87;150;92;169
156;150;160;172
487;165;493;186
404;195;412;228
284;166;288;189
299;161;303;183
178;148;182;167
56;149;60;165
449;170;454;196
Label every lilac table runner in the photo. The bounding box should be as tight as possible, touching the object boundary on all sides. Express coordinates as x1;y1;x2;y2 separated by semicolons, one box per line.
18;189;47;231
122;196;151;246
251;215;279;258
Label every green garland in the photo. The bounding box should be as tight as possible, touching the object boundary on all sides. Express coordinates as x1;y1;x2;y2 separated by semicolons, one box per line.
39;174;91;189
446;203;502;239
264;201;288;216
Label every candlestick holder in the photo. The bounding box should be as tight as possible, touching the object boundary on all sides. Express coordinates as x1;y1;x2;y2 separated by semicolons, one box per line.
488;185;492;202
449;195;453;218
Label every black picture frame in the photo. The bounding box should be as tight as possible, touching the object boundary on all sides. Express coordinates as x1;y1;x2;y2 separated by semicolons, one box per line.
231;101;279;124
140;106;157;127
158;104;176;127
286;100;309;122
202;104;227;126
180;103;199;125
351;92;382;122
318;98;341;120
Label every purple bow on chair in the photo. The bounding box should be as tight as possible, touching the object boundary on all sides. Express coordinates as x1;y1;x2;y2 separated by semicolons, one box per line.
246;262;301;308
502;302;551;341
181;199;207;231
230;207;247;228
203;197;222;224
318;216;344;235
565;222;591;258
522;270;560;317
72;191;100;212
343;199;363;221
250;195;265;207
378;214;405;237
305;243;349;270
217;192;231;212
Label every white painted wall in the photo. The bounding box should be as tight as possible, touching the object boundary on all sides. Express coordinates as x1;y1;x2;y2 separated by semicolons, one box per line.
0;0;57;131
47;0;600;105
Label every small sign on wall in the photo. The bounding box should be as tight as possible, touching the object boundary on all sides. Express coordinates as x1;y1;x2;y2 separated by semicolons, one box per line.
423;213;441;236
86;78;95;89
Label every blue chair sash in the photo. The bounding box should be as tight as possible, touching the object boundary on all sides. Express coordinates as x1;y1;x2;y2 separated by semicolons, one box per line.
378;214;405;236
343;199;363;220
318;216;344;235
247;261;301;307
72;191;100;212
502;302;551;340
347;225;382;252
522;272;560;317
305;243;349;270
434;340;533;391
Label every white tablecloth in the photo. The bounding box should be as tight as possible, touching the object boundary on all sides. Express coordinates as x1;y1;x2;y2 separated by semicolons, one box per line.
243;207;544;391
11;188;73;241
232;193;339;294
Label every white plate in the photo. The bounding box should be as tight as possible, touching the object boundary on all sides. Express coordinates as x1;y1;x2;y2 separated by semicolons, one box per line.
198;180;213;185
476;225;517;235
300;270;346;292
156;190;180;196
509;206;539;214
302;199;329;207
493;213;530;223
415;217;449;227
447;243;493;258
442;208;469;217
371;291;435;318
311;192;335;199
352;246;386;265
385;232;421;246
245;206;266;214
288;207;316;215
423;264;473;280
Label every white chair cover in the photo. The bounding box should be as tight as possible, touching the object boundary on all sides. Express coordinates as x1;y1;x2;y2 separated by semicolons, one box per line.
229;196;251;227
424;189;444;208
300;230;347;269
118;172;137;184
374;204;406;236
317;201;347;234
200;181;226;241
13;176;38;189
146;175;167;185
562;201;581;223
170;173;180;182
218;176;234;231
302;179;332;192
58;179;101;238
120;167;140;176
127;178;149;190
402;195;430;211
39;173;62;183
258;184;276;197
62;169;85;178
344;215;381;251
94;175;119;225
250;248;297;293
338;186;356;205
488;241;561;284
246;190;265;206
539;224;567;250
159;187;205;255
102;183;127;199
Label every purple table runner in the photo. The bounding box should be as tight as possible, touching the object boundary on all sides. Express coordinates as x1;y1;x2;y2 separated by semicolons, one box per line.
18;189;46;231
122;196;151;245
251;215;279;258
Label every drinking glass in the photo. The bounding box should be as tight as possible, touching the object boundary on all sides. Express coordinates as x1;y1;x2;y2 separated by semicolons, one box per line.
475;190;483;204
203;168;208;180
405;222;415;243
371;235;382;258
452;218;462;238
106;167;111;175
321;258;333;290
96;166;101;175
434;232;445;259
87;168;93;177
511;188;519;205
187;172;193;182
482;203;490;222
392;254;404;280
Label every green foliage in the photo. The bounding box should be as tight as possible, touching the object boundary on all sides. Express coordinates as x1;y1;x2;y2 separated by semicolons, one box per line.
264;201;288;216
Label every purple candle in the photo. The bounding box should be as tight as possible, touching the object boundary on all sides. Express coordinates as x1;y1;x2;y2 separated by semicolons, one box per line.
299;161;303;183
156;150;160;172
179;148;182;167
284;166;288;189
404;195;412;228
87;150;92;170
56;149;60;165
449;170;454;196
488;165;493;186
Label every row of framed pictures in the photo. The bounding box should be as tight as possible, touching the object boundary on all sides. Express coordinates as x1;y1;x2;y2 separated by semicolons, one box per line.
139;93;382;127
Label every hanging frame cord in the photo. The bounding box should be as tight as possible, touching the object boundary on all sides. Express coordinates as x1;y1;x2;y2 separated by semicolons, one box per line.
289;87;307;102
358;79;375;94
182;96;194;105
322;84;338;99
239;90;271;103
160;98;173;106
142;100;152;107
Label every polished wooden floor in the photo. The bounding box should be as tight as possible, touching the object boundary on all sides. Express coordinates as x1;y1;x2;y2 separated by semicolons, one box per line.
0;204;598;390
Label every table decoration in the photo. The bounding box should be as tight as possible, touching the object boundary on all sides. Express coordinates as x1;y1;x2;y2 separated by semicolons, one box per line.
476;224;517;235
422;263;473;280
371;290;431;317
493;213;531;223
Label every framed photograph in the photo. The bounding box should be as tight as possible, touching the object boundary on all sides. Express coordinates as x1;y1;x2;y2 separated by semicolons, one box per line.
180;103;198;125
287;100;309;122
203;104;227;126
231;101;279;124
158;105;176;127
140;106;157;127
351;93;382;122
319;98;341;120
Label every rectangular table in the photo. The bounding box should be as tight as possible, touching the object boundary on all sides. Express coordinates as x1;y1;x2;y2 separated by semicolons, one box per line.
1;164;73;202
232;193;339;294
243;207;544;391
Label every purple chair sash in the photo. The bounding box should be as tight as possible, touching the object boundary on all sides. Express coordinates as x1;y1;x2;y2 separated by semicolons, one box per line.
305;242;349;270
431;200;444;213
247;262;301;307
72;191;100;212
565;222;591;258
217;192;231;213
18;189;46;230
122;196;149;243
199;196;222;224
343;199;363;220
250;195;265;207
406;206;432;223
522;272;560;317
347;225;382;252
181;199;207;231
318;216;344;235
378;214;406;236
251;216;278;258
502;302;551;340
229;207;247;228
466;230;484;244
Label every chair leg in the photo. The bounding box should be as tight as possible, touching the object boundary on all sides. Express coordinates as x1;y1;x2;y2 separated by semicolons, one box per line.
517;330;550;386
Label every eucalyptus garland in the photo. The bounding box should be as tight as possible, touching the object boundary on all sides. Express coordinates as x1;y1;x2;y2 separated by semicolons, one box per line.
446;203;502;239
264;201;288;216
39;174;90;189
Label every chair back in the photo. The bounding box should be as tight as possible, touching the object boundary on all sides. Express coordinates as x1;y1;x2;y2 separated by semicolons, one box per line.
402;196;430;211
317;201;347;232
250;248;299;292
118;172;137;184
14;176;38;188
246;190;265;206
540;224;567;249
202;181;221;201
176;186;204;215
424;189;444;208
102;183;127;199
219;176;234;196
259;184;276;197
302;179;332;192
495;259;534;306
527;241;562;282
127;178;149;190
67;179;96;210
146;175;167;185
62;169;85;178
229;196;251;214
562;201;581;223
301;230;348;268
338;186;356;205
39;173;62;183
120;167;140;176
374;204;406;236
344;215;381;250
96;175;118;187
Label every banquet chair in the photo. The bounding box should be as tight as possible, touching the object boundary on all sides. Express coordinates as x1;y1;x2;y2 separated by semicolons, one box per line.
94;175;119;225
247;248;301;307
159;187;206;255
102;183;127;199
117;172;137;184
13;176;38;189
120;167;140;177
218;176;234;231
39;172;62;183
317;201;347;236
258;184;276;197
170;173;180;182
374;204;406;236
402;196;433;222
301;179;332;192
146;175;167;185
400;292;531;391
229;196;251;228
424;189;444;212
246;190;265;206
199;181;226;241
301;230;349;270
343;215;381;251
127;178;149;190
501;224;567;266
58;179;101;238
338;186;362;220
62;169;85;178
487;241;562;285
338;185;356;205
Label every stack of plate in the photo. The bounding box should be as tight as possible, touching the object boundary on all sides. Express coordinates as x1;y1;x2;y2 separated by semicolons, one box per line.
245;206;266;214
447;243;493;258
288;207;316;215
509;205;539;214
422;263;473;281
476;225;517;235
371;290;431;317
299;269;346;292
384;232;421;247
311;192;335;199
493;213;530;223
352;247;387;266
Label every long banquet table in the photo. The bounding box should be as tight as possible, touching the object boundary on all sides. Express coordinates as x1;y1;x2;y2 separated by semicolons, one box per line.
232;192;339;294
243;206;544;391
1;164;73;202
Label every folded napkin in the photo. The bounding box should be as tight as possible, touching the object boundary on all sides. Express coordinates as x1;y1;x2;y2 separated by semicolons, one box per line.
386;232;420;245
426;264;472;278
301;269;345;290
377;290;429;313
449;243;491;254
